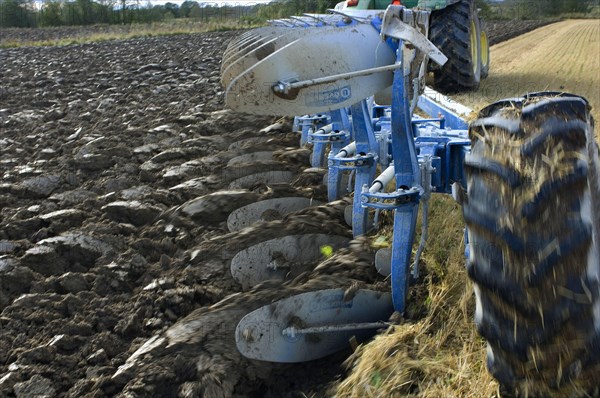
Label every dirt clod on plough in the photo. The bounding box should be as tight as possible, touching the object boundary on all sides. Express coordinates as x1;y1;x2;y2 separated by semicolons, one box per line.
94;237;387;398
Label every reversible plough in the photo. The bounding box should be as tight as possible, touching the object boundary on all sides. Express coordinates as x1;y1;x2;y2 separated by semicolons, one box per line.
219;1;600;396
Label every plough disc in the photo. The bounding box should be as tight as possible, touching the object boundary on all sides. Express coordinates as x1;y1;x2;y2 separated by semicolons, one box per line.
225;21;395;116
227;197;323;232
228;170;295;189
227;151;275;166
221;26;332;88
235;289;393;362
374;248;392;276
231;234;350;289
221;26;288;71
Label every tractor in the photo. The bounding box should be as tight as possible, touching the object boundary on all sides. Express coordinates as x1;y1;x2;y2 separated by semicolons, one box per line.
336;0;491;92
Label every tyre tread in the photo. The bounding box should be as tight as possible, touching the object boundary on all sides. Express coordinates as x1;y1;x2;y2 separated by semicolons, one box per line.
463;92;600;397
429;0;480;92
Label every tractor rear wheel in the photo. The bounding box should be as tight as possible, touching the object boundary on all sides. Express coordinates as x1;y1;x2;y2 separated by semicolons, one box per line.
462;93;600;397
479;18;490;79
429;0;481;92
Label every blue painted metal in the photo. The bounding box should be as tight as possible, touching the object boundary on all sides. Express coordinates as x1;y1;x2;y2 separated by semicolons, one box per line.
350;100;379;237
285;10;475;315
372;105;390;120
327;151;376;202
320;84;470;315
326;154;344;202
327;106;394;201
327;102;378;203
362;188;421;210
330;109;352;156
387;41;421;313
374;118;392;168
294;114;330;146
417;94;469;130
309;109;351;167
304;84;471;316
412;118;445;129
414;137;470;193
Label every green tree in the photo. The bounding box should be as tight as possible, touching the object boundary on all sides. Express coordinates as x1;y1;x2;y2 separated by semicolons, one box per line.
180;0;198;18
163;2;179;18
474;0;492;18
63;1;82;25
189;2;202;19
93;1;113;24
39;1;63;26
562;0;592;13
0;0;34;27
77;0;93;24
501;0;594;19
317;0;341;13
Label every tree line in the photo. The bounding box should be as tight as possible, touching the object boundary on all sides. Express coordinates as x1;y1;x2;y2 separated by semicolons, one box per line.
0;0;343;28
488;0;596;19
0;0;267;28
0;0;596;29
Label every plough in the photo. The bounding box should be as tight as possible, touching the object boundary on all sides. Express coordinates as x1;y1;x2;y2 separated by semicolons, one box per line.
220;1;600;395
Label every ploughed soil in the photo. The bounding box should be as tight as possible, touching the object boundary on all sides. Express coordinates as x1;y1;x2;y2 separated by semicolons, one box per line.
485;18;558;45
0;19;564;398
0;18;553;46
0;30;380;398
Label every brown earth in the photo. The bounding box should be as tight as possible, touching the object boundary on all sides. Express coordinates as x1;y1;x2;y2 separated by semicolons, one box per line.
0;18;552;47
0;17;598;398
485;19;558;45
0;31;352;397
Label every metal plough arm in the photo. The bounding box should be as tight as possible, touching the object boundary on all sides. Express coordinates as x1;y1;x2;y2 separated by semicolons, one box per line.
388;40;421;313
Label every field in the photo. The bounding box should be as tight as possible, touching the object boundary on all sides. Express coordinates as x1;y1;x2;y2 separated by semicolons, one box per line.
0;18;598;398
0;20;253;48
454;19;600;140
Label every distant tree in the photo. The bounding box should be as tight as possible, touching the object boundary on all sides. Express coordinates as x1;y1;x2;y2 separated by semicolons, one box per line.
77;0;94;24
180;0;198;18
163;2;179;18
475;0;492;18
0;0;34;27
501;0;594;19
561;0;592;13
120;0;128;23
39;1;63;26
93;0;114;24
137;3;163;22
317;0;340;13
62;1;82;25
189;2;202;19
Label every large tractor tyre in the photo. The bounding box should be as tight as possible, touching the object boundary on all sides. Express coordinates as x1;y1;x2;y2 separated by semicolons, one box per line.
479;18;490;79
429;0;481;92
462;92;600;397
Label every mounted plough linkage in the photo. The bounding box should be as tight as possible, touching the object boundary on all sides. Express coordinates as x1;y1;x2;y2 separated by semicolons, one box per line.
221;5;473;362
